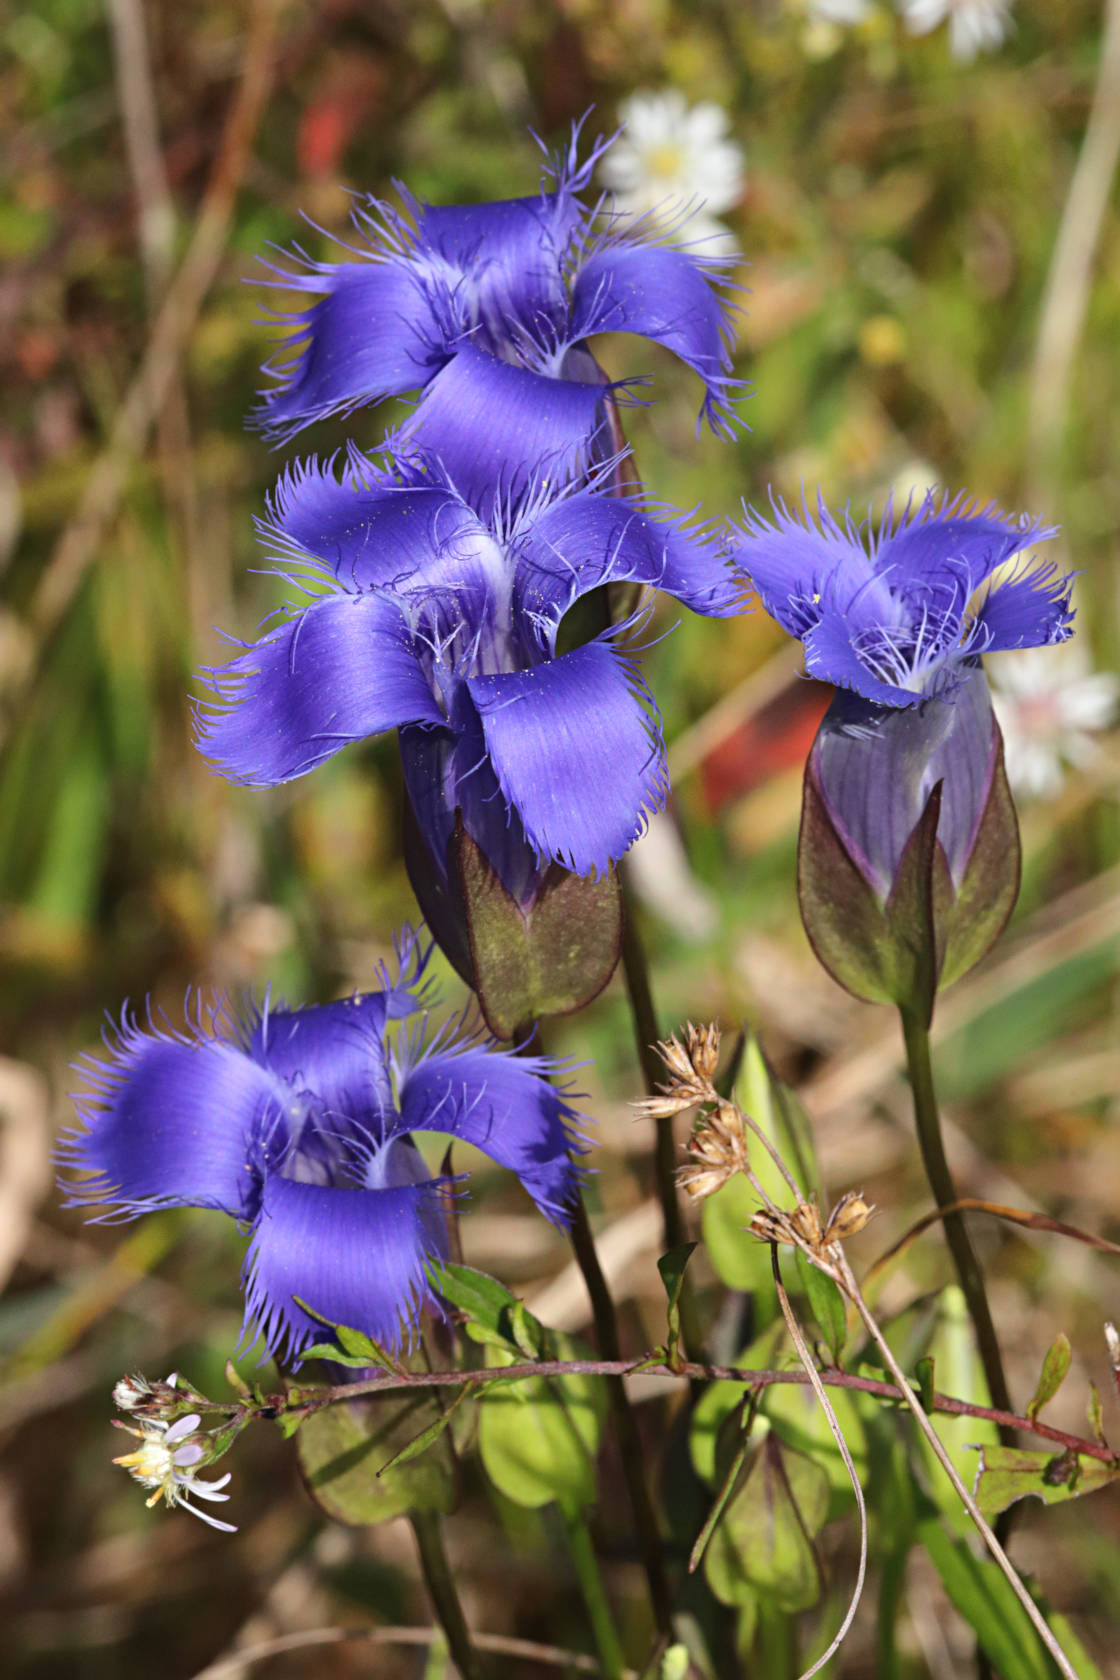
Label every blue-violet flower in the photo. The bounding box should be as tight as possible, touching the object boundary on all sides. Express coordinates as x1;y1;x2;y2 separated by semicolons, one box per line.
60;934;585;1364
735;491;1073;708
194;449;741;895
254;124;743;505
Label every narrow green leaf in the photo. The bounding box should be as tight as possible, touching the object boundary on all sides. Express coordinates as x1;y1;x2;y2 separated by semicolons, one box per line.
658;1242;698;1348
430;1261;545;1356
919;1517;1075;1680
276;1411;305;1440
794;1248;847;1363
973;1444;1118;1519
1027;1333;1072;1424
296;1342;380;1370
378;1384;478;1476
225;1360;251;1398
1088;1381;1105;1444
915;1356;935;1413
689;1430;754;1574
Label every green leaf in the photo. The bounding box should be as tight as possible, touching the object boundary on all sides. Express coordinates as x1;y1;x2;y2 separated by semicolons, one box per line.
763;1373;868;1506
658;1242;697;1350
972;1444;1118;1519
297;1391;458;1525
704;1435;830;1614
430;1261;544;1357
1027;1333;1072;1425
794;1248;847;1364
917;1286;999;1538
690;1322;786;1486
1088;1381;1105;1444
377;1383;478;1476
919;1517;1070;1680
291;1300;404;1374
454;819;622;1039
477;1335;605;1509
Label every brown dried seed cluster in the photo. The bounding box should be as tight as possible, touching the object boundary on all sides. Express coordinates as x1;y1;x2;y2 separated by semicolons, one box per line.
749;1192;875;1255
632;1023;722;1121
677;1098;751;1201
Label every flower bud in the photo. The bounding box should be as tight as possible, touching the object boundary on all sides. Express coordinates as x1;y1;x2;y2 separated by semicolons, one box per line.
798;667;1020;1021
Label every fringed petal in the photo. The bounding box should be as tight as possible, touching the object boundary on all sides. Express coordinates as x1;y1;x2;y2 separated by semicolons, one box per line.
873;495;1057;597
397;1039;585;1224
515;488;742;626
254;259;449;440
974;562;1075;653
242;1168;448;1363
247;994;398;1128
61;1010;285;1219
569;238;742;435
195;591;443;787
399;344;611;514
467;636;668;876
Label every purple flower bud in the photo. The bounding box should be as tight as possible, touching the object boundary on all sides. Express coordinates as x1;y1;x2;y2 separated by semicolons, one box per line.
798;667;1020;1017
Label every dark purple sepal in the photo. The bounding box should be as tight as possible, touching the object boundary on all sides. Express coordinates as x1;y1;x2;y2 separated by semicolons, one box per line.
937;724;1021;992
453;818;622;1041
402;793;476;988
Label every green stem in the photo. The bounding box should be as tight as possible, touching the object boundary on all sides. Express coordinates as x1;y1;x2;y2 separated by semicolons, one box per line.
560;1503;627;1680
876;1541;909;1680
618;874;685;1255
568;1191;674;1638
410;1511;481;1680
899;1008;1014;1443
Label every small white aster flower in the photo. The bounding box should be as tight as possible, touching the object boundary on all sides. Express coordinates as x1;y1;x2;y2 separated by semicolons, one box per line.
991;643;1119;801
600;91;744;255
114;1413;236;1532
897;0;1014;62
806;0;872;22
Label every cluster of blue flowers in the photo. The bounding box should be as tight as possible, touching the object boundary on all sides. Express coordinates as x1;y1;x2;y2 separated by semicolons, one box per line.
62;116;1078;1365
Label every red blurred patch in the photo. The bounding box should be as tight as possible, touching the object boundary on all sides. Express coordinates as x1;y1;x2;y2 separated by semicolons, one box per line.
700;679;831;814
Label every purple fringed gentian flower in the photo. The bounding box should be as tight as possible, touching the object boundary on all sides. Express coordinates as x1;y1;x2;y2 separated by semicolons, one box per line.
194;449;741;901
252;123;743;504
735;491;1073;709
59;933;586;1364
734;491;1077;1008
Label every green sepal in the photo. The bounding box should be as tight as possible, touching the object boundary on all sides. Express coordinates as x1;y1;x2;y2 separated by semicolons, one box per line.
703;1434;830;1614
297;1389;459;1525
938;732;1020;989
453;817;622;1039
797;765;898;1006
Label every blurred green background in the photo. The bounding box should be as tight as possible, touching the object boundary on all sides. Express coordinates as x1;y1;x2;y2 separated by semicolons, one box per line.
2;0;1120;1674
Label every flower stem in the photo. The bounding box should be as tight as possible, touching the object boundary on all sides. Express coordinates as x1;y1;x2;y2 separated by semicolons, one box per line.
568;1191;673;1638
560;1502;627;1680
898;1008;1013;1441
410;1510;482;1680
619;875;685;1255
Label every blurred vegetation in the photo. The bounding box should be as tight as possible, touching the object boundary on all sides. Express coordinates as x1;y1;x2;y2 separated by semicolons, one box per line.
1;0;1119;1675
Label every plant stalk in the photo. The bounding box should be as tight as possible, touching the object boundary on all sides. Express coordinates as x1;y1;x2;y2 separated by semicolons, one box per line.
568;1191;674;1637
561;1503;628;1680
618;883;685;1254
899;1007;1013;1443
410;1510;482;1680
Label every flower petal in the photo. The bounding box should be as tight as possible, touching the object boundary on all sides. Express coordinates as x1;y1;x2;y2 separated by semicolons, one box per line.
413;193;577;350
802;614;920;708
974;563;1075;653
242;1169;447;1362
397;1043;584;1222
467;636;668;875
873;497;1055;599
195;591;443;787
265;457;499;603
255;257;448;440
515;489;742;625
400;344;610;513
61;1010;285;1219
734;497;895;639
247;994;399;1127
569;238;741;434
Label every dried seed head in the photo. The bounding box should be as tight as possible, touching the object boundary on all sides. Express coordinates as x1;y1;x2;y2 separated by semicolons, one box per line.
685;1021;721;1084
1106;1322;1120;1373
676;1098;751;1200
824;1192;875;1245
789;1198;826;1250
748;1208;791;1245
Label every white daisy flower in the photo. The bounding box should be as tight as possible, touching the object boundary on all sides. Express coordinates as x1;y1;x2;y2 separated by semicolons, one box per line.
600;91;744;254
991;643;1119;801
896;0;1014;62
114;1413;237;1532
806;0;873;22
